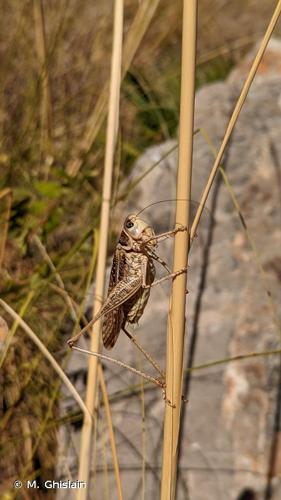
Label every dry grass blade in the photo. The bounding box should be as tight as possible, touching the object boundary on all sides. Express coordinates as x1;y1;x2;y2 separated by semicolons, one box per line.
0;299;92;422
98;365;123;500
0;291;34;369
67;0;160;176
138;357;146;500
161;1;197;498
33;0;53;168
188;348;281;373
191;0;281;241
0;188;12;270
0;316;9;351
76;1;124;496
33;234;78;322
219;167;281;335
200;128;281;335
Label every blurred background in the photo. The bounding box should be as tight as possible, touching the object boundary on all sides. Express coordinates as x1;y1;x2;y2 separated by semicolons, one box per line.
1;0;281;499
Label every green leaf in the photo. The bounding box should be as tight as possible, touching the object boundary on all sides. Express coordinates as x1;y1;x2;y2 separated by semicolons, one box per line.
33;181;63;199
29;199;49;216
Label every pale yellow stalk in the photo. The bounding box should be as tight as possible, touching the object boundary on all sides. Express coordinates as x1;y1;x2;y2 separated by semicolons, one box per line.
160;1;197;498
99;365;123;500
191;0;281;242
76;1;124;497
33;0;52;168
0;188;12;270
67;0;160;177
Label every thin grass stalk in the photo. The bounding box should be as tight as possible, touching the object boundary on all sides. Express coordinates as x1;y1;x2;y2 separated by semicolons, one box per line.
20;378;62;483
199;128;281;335
189;348;281;373
0;299;91;422
67;0;160;177
33;234;77;320
33;0;53;169
0;290;34;369
190;0;281;242
76;1;124;496
98;365;123;500
0;188;12;270
92;400;99;500
101;415;110;500
138;356;146;500
160;1;197;498
197;35;256;66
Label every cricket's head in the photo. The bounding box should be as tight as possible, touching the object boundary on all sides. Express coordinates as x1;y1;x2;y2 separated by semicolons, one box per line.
120;214;156;250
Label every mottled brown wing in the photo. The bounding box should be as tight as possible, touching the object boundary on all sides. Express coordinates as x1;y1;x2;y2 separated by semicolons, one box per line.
102;249;142;349
102;249;124;349
102;307;124;349
107;249;125;293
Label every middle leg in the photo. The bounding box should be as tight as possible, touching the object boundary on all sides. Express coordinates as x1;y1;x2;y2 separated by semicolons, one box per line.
123;326;165;380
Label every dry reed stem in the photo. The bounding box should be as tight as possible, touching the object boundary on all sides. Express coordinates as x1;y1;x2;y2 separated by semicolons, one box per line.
0;188;12;270
219;167;281;334
0;299;92;422
33;0;53;168
67;0;160;177
98;365;123;500
189;348;281;373
197;35;257;66
21;418;33;474
138;356;146;500
0;290;34;369
101;415;110;500
160;1;197;498
33;234;78;322
199;128;281;335
191;0;281;242
76;1;124;496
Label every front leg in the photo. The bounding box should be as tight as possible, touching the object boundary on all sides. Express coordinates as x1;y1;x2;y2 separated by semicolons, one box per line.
143;224;188;246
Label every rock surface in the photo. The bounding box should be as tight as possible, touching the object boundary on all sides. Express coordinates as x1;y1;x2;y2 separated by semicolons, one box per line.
57;39;281;500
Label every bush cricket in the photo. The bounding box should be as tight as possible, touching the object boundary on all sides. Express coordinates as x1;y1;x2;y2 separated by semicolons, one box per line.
67;213;188;403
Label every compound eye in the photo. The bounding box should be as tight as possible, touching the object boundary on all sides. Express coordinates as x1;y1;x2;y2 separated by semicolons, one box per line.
125;220;134;229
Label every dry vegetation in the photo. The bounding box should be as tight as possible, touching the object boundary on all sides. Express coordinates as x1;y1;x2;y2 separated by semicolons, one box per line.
0;0;280;497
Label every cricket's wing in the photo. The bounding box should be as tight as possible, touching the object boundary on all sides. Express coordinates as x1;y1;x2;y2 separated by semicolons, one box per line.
107;248;126;293
101;275;142;349
69;276;142;345
102;306;124;349
102;248;127;349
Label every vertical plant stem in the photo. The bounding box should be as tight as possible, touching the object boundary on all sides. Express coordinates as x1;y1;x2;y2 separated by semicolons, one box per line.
0;290;34;369
0;188;12;270
98;365;123;500
160;1;197;499
139;357;146;500
33;0;52;169
190;0;281;241
76;1;124;497
67;0;160;177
